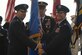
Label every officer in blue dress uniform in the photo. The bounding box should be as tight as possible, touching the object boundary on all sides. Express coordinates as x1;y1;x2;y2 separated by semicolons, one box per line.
38;1;56;55
38;1;56;43
7;4;38;55
38;1;55;34
45;5;72;55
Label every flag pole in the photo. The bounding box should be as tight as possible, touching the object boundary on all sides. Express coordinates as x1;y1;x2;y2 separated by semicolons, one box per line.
72;0;82;46
29;0;43;55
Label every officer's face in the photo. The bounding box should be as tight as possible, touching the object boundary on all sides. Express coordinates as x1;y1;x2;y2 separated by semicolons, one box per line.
39;7;46;17
17;9;27;20
56;11;66;21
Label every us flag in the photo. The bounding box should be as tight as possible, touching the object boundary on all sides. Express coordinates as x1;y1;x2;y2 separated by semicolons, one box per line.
5;0;15;22
53;0;60;21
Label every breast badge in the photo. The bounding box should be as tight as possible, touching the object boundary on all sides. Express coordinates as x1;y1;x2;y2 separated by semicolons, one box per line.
55;27;60;33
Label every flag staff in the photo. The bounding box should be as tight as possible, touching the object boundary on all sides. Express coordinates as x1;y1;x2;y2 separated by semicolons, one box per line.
72;0;82;46
29;0;43;55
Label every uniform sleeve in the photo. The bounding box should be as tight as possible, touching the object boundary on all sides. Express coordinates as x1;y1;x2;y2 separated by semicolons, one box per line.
45;25;72;52
11;21;37;49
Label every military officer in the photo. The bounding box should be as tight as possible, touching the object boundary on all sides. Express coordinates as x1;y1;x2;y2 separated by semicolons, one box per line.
45;5;72;55
38;1;56;52
38;1;55;55
38;1;56;45
7;4;41;55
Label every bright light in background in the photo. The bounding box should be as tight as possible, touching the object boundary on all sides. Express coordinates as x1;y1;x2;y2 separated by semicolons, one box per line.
0;0;76;25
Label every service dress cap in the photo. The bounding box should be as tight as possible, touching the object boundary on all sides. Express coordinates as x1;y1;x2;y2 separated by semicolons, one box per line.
56;5;69;13
38;1;48;6
14;4;28;11
38;1;48;9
